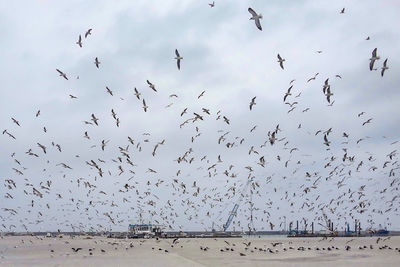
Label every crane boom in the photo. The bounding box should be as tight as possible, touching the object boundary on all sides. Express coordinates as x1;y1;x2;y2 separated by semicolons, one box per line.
222;178;253;231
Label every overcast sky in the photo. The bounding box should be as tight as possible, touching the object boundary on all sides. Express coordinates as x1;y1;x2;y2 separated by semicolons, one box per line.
1;0;400;233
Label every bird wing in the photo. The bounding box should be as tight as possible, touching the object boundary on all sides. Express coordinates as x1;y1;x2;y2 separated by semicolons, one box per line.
177;59;181;70
277;54;282;60
255;18;262;31
372;48;377;57
369;59;375;71
280;61;284;69
175;49;180;57
248;7;257;17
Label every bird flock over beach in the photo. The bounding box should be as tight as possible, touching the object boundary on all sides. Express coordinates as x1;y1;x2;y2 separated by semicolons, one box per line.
1;2;399;236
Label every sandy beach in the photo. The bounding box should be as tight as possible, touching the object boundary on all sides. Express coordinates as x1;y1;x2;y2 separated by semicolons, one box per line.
0;236;399;267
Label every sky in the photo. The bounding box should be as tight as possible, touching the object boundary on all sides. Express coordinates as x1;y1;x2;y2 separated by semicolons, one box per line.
1;0;400;233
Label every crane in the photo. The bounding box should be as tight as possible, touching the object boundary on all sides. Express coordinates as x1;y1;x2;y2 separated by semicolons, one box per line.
222;178;253;232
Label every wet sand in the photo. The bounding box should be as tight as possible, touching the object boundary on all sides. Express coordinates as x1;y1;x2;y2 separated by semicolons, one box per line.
1;236;399;266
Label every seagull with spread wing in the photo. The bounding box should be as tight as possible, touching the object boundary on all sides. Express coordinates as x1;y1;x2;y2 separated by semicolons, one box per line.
369;48;380;71
248;7;262;31
174;49;183;70
277;54;285;69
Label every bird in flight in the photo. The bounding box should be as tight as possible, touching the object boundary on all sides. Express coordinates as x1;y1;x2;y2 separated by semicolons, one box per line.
277;54;285;69
142;99;148;112
369;48;380;71
76;35;82;47
340;8;345;14
94;57;101;68
209;1;215;8
106;86;113;96
198;91;205;99
381;59;389;77
56;69;68;80
249;97;256;110
85;29;92;38
248;7;262;31
134;88;141;99
283;85;292;102
147;80;157;92
174;49;183;70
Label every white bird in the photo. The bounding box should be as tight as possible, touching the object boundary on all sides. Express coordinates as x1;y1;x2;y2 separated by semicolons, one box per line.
369;48;380;71
142;99;148;112
134;88;141;99
248;7;262;31
174;49;183;70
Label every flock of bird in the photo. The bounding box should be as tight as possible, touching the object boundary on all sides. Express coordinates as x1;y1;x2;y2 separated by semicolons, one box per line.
1;2;399;237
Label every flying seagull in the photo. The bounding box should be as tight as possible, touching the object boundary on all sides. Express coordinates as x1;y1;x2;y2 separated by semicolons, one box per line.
94;57;101;68
106;86;113;96
277;54;285;69
147;80;157;92
142;99;148;112
56;69;68;80
134;88;141;99
249;97;256;110
209;1;214;8
340;8;345;14
248;7;262;31
174;49;183;70
85;29;92;38
369;48;380;71
76;35;82;48
381;59;388;77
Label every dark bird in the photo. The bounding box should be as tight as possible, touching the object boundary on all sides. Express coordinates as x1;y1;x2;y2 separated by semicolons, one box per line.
56;69;68;80
94;57;101;68
85;29;92;38
106;86;113;96
76;35;82;47
249;97;256;110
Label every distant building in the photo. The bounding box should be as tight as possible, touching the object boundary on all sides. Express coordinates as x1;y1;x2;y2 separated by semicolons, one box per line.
128;224;163;238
